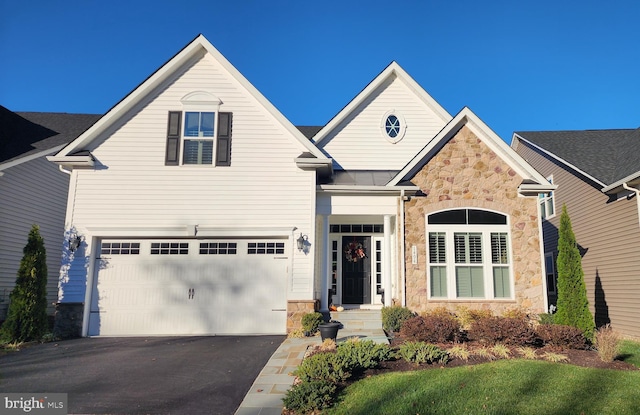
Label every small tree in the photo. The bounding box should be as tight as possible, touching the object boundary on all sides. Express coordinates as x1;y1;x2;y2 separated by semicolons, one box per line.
554;205;595;340
0;225;49;342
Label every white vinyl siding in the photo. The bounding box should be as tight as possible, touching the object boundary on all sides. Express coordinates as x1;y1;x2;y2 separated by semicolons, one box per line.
318;75;448;170
59;53;316;304
0;157;69;314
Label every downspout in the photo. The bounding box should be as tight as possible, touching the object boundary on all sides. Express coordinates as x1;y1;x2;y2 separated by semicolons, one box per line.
400;189;406;306
622;182;640;227
59;165;72;175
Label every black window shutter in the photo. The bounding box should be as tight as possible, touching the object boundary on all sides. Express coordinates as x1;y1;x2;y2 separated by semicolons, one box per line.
216;112;232;166
165;111;181;165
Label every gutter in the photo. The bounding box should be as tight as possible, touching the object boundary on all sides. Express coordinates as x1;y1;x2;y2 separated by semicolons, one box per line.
318;185;420;195
622;183;640;228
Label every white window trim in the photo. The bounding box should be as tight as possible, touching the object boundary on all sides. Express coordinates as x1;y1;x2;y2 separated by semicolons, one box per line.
180;91;221;166
426;223;514;300
539;175;556;220
380;110;406;144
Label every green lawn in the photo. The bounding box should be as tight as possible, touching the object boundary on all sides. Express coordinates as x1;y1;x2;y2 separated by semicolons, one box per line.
326;359;640;415
620;340;640;367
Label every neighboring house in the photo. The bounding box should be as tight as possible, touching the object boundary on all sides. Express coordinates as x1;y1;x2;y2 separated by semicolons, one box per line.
48;35;554;337
513;130;640;340
0;106;100;319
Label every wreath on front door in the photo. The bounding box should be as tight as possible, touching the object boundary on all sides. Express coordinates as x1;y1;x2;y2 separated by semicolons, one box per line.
344;241;367;262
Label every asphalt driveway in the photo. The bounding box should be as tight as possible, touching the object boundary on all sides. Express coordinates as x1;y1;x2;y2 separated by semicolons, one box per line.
0;336;285;414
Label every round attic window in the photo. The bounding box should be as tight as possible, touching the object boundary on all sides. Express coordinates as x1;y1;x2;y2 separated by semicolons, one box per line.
381;111;406;143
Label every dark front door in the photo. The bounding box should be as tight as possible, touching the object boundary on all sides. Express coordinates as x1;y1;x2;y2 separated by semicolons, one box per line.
342;236;371;304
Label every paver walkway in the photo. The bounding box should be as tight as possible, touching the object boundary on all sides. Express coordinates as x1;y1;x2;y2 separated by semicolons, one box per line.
234;327;388;415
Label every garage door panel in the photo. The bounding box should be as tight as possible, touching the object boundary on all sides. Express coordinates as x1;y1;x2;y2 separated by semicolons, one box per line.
90;239;288;336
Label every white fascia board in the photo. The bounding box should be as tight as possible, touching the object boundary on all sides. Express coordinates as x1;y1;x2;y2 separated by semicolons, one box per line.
0;144;65;171
57;43;206;157
512;133;607;188
196;36;327;159
318;184;420;195
295;157;333;173
390;108;552;187
462;110;551;184
602;172;640;194
56;35;325;160
46;154;95;168
313;62;452;147
518;183;558;197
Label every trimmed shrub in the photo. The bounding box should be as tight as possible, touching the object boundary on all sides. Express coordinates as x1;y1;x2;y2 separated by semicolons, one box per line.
293;351;351;384
455;306;493;330
399;314;460;343
595;324;621;362
0;225;49;343
536;323;588;350
282;379;337;413
381;305;414;333
336;339;393;371
398;341;449;364
467;316;536;346
555;205;596;340
538;313;555;325
301;312;324;335
502;308;529;320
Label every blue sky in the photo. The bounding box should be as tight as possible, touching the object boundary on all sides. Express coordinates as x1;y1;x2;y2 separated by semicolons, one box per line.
1;0;639;142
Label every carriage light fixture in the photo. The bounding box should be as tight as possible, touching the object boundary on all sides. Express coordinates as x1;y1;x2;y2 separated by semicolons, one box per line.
69;234;81;252
296;233;308;251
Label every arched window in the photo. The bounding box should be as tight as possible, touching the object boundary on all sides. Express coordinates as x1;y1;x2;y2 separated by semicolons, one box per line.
426;209;512;300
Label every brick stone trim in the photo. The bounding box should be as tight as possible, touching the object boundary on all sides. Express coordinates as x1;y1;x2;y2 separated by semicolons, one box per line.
286;300;319;333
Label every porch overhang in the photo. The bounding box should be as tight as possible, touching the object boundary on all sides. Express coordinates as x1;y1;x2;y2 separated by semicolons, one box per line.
318;184;420;195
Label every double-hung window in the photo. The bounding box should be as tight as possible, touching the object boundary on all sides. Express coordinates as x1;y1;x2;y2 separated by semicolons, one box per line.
165;92;232;166
183;111;215;164
427;209;513;299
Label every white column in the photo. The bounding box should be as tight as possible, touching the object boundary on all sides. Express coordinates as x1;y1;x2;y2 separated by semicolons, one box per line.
319;214;330;312
383;214;392;306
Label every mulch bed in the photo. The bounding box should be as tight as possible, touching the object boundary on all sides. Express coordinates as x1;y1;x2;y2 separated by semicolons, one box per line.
362;335;639;377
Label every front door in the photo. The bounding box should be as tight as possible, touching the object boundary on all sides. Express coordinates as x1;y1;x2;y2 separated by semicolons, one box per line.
341;236;371;304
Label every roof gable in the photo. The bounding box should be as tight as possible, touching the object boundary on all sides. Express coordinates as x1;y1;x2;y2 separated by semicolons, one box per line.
390;107;554;194
513;129;640;189
52;35;328;162
312;62;452;170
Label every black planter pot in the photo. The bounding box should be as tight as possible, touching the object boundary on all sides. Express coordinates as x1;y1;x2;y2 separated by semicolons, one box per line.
318;322;341;341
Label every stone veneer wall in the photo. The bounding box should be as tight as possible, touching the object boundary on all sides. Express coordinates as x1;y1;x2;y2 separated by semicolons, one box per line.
287;300;319;332
404;126;545;315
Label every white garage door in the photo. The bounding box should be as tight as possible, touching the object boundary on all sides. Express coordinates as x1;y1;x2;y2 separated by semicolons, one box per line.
89;239;288;336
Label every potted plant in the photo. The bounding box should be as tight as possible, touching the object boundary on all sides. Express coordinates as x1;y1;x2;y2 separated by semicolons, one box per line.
318;321;341;341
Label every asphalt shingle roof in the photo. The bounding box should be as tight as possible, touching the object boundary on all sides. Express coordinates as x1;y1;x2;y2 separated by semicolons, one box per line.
515;128;640;185
296;126;323;140
0;105;102;164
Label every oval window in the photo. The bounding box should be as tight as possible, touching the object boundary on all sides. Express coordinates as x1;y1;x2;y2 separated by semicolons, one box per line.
381;111;406;143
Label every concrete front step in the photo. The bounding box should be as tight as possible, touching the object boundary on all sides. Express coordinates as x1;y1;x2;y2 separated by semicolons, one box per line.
329;310;383;331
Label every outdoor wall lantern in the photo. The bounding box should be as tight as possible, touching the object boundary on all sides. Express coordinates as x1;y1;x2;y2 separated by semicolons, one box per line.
296;233;308;251
69;234;82;252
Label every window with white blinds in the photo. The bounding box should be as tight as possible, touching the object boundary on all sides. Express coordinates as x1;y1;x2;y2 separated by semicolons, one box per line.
426;210;512;300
